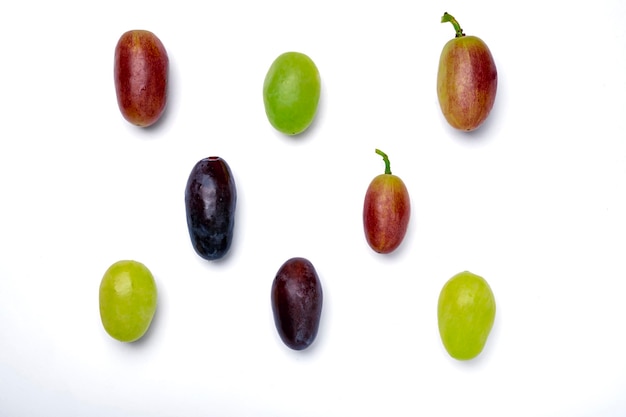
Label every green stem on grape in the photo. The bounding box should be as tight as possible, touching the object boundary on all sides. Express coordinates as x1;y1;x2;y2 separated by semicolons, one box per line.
375;149;392;175
441;12;465;38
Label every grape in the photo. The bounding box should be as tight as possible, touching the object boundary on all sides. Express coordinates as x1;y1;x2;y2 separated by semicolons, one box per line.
184;156;237;261
437;12;497;131
114;30;169;127
271;257;323;350
363;149;411;254
437;271;496;360
99;260;158;342
263;52;321;135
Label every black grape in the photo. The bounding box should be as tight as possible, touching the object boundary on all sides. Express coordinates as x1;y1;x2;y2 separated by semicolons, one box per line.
184;157;237;261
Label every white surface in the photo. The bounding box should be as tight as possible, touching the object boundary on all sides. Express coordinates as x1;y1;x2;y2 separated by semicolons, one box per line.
1;1;626;416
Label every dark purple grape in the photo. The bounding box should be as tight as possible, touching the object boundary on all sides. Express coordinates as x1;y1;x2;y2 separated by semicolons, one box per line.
184;156;237;261
271;257;323;350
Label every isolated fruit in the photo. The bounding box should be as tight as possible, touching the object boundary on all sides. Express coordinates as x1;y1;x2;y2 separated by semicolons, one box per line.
437;12;497;131
99;260;158;343
114;29;169;127
437;271;496;360
263;51;321;135
363;149;411;254
271;257;323;350
185;156;237;261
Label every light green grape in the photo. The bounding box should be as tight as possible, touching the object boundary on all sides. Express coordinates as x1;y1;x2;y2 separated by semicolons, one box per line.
99;260;158;342
263;51;321;135
437;271;496;360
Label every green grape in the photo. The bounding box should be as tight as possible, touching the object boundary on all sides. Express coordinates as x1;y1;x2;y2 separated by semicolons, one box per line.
99;260;158;343
437;271;496;360
263;51;321;135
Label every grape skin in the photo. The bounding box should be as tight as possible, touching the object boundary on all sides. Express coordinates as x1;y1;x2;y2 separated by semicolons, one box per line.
437;271;496;360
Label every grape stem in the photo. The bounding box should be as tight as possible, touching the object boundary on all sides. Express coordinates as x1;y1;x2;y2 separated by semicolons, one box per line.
441;12;465;38
375;149;392;175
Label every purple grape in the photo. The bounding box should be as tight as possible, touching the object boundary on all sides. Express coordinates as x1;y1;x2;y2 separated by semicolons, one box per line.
271;257;323;350
184;156;237;261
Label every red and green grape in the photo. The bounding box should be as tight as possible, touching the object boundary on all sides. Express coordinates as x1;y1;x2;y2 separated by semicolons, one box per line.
363;149;411;254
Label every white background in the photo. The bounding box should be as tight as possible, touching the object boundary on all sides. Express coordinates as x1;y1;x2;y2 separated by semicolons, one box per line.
1;1;625;416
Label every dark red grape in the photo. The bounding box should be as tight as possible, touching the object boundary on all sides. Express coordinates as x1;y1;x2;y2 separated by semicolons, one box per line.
184;157;237;261
114;30;168;127
271;257;323;350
